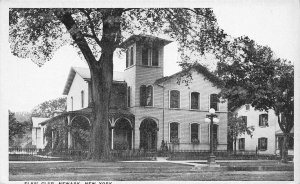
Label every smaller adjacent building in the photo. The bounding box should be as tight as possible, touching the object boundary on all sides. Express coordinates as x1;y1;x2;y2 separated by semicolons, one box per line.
32;117;48;149
235;104;294;156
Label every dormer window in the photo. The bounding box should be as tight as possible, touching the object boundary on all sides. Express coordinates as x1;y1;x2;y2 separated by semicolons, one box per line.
141;46;159;66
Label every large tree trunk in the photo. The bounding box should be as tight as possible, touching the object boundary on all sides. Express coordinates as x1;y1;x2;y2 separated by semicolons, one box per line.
56;9;123;161
277;112;293;163
89;51;114;161
281;133;288;163
233;137;237;155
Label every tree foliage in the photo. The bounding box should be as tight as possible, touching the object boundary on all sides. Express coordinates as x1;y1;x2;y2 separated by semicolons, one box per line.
31;97;67;118
9;110;28;142
216;36;294;161
9;8;227;160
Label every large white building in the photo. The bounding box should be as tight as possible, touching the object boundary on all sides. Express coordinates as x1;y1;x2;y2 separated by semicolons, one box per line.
41;35;229;152
235;104;294;156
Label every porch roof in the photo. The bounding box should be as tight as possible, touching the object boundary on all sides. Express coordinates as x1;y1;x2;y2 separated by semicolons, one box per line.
39;107;134;126
275;127;294;135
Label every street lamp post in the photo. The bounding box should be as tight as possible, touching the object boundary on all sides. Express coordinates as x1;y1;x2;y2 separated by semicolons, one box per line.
205;108;219;164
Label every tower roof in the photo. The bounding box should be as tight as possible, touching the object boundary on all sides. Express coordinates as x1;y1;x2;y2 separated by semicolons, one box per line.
120;34;172;48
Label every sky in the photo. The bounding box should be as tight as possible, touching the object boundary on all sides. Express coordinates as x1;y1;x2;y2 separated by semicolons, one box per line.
1;2;299;112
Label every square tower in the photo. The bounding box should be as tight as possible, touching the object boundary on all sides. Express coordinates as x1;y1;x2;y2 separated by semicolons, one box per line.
121;35;172;107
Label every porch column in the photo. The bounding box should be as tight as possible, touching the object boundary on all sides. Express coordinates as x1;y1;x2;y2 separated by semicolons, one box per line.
111;128;114;150
51;131;54;149
67;115;72;148
131;129;134;150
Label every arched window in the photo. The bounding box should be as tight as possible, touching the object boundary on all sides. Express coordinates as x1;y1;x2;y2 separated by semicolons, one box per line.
81;90;84;108
191;123;199;142
71;96;73;111
170;122;179;143
140;85;153;106
191;92;200;110
170;90;180;108
210;94;219;111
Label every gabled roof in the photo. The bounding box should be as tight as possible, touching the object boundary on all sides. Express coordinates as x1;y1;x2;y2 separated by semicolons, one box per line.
120;34;172;48
63;67;124;95
155;63;224;88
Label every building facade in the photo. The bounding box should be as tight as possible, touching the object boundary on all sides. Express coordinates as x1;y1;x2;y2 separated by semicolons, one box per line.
234;104;294;155
41;35;228;152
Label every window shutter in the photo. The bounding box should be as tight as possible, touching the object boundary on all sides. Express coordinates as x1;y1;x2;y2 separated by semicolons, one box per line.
259;115;262;126
126;49;129;68
130;47;134;66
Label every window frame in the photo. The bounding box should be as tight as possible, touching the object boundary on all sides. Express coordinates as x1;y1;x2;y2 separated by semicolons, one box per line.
140;85;154;107
258;137;268;151
190;123;200;143
190;92;200;110
238;138;245;151
169;90;181;109
259;114;269;127
209;93;219;111
169;122;180;143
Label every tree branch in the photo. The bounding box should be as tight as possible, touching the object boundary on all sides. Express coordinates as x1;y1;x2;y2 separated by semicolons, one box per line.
53;10;97;67
79;9;103;48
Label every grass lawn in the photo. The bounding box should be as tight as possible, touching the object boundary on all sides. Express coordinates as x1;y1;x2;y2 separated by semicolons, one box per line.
9;160;294;181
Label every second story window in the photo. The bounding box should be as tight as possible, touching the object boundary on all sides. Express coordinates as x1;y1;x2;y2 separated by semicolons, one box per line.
241;116;247;127
140;85;153;106
81;90;84;108
170;90;180;109
210;94;219;111
191;92;200;110
259;114;268;127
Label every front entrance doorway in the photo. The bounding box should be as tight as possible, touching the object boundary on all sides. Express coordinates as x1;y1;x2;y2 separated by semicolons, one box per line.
139;118;158;151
